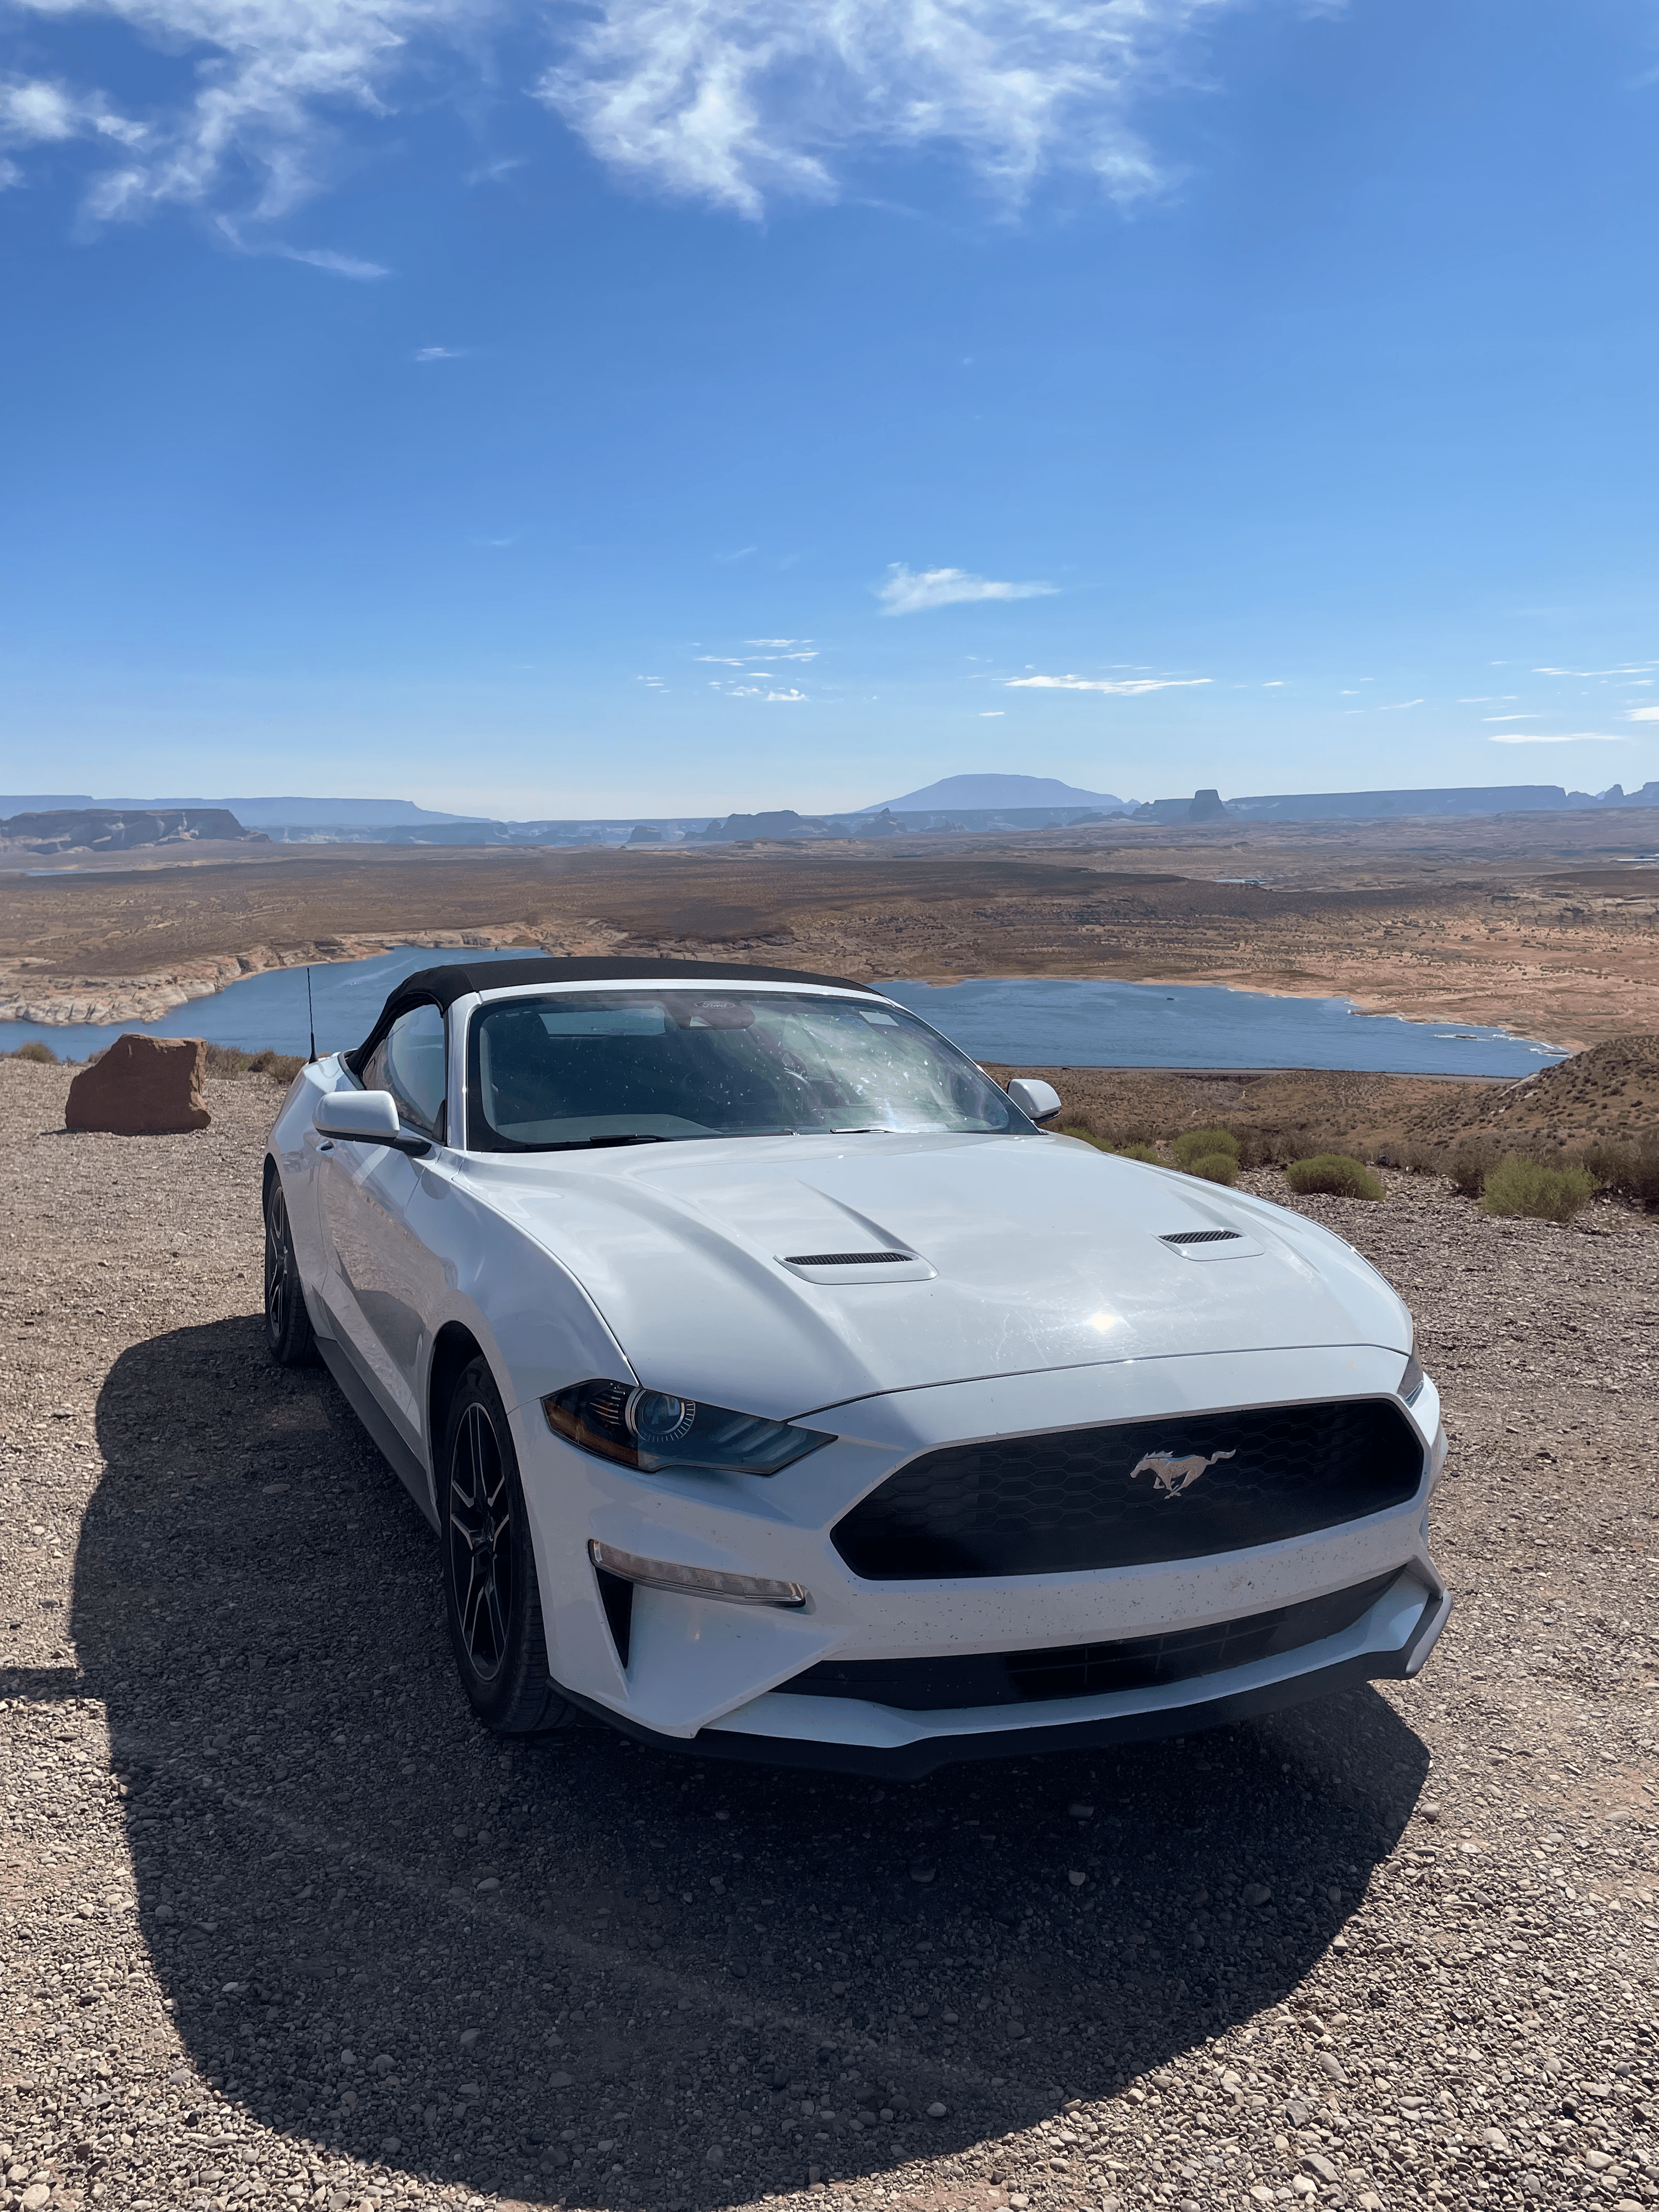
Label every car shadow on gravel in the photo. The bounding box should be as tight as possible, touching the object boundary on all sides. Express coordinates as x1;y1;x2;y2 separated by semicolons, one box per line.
76;1317;1432;2209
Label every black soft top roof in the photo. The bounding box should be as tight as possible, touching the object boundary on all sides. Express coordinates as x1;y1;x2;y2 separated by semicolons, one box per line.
352;955;873;1065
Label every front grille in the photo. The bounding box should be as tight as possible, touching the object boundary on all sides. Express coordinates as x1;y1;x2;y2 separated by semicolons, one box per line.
788;1571;1404;1710
785;1250;913;1266
1161;1229;1242;1245
831;1397;1424;1581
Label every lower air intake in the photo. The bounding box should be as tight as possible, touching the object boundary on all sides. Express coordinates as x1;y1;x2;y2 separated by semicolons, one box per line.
787;1572;1407;1709
832;1397;1425;1580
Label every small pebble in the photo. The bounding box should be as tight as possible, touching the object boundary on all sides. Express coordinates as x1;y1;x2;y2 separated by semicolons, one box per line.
911;1864;937;1884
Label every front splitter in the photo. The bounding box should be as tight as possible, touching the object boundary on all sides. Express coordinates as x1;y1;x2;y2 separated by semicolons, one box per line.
550;1583;1451;1779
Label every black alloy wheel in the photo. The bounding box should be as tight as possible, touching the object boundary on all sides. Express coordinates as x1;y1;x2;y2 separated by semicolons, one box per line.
263;1174;316;1368
440;1356;570;1734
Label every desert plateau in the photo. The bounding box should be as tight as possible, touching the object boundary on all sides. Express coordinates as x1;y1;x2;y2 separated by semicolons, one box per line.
5;811;1659;1047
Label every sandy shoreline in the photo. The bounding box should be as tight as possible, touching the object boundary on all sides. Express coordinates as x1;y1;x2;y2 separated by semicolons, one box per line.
0;946;1578;1053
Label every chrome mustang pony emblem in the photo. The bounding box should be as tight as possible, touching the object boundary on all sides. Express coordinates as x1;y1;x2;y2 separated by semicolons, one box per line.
1130;1448;1236;1498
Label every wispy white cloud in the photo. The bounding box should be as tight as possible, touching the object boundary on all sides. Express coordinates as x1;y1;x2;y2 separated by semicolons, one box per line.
1378;698;1423;710
1487;731;1629;744
1534;664;1659;678
1005;672;1209;694
277;244;387;277
879;565;1056;616
979;709;1005;716
1;73;146;154
414;344;463;359
537;0;1230;221
1626;706;1659;721
696;642;817;668
1459;695;1516;703
5;0;1261;236
1482;714;1540;723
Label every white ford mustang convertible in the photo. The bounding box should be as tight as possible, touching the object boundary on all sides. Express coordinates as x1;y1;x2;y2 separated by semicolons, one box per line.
263;956;1449;1775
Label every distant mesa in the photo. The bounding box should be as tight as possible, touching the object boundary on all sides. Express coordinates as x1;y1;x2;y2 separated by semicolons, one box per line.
1133;781;1659;823
0;806;270;856
866;773;1127;811
626;824;665;844
693;806;916;844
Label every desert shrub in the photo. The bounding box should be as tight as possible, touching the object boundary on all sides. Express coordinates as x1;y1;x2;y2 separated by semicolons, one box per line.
1480;1154;1599;1222
1228;1127;1279;1170
202;1043;307;1081
1444;1149;1489;1199
5;1040;58;1064
1113;1141;1164;1165
1187;1151;1239;1186
1285;1153;1385;1200
1578;1140;1659;1211
1059;1124;1112;1152
1170;1126;1240;1170
249;1049;306;1082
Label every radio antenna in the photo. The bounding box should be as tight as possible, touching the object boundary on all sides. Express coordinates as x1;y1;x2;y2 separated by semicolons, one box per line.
306;964;318;1063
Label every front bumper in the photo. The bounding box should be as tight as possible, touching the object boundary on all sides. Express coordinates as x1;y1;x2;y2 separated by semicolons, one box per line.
509;1345;1449;1773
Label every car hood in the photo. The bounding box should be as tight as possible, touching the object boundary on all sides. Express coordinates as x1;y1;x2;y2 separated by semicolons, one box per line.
466;1132;1410;1420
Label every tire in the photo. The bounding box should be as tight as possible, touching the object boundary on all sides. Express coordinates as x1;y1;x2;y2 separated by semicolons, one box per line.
440;1356;571;1734
263;1173;317;1368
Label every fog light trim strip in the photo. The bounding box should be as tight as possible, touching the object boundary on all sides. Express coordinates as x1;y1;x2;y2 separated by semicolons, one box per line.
588;1539;808;1610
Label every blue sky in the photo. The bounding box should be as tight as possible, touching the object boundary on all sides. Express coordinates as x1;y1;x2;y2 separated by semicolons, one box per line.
5;0;1658;817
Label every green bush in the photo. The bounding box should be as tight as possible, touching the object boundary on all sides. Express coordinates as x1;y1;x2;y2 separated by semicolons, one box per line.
1187;1150;1239;1186
1113;1141;1164;1165
1446;1143;1498;1199
1170;1126;1240;1170
1480;1154;1599;1222
1285;1153;1385;1200
1058;1124;1113;1152
5;1040;58;1064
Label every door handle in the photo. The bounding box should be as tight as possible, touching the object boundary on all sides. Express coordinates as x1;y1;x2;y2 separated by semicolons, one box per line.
318;1139;335;1152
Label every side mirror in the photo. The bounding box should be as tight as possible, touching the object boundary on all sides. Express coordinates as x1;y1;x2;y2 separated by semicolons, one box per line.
313;1088;431;1156
1007;1077;1063;1126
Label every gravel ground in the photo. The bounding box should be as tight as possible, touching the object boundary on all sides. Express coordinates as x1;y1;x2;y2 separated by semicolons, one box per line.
2;1056;1657;2212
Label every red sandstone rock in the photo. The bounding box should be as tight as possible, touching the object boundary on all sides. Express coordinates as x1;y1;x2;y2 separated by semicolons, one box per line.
64;1034;211;1135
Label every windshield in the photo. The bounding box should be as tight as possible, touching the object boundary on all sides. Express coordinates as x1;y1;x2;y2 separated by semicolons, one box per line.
465;989;1029;1149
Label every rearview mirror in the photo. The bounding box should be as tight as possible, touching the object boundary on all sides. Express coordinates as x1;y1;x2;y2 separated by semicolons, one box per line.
313;1088;431;1156
1007;1077;1063;1126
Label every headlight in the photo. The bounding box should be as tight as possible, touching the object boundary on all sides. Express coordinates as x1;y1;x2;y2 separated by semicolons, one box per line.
1398;1352;1426;1404
543;1378;833;1477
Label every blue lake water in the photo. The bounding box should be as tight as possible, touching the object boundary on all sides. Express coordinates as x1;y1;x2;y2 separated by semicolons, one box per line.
3;946;1567;1075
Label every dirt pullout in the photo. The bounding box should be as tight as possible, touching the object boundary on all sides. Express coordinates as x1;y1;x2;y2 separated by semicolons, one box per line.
4;820;1659;1042
3;1055;1658;2212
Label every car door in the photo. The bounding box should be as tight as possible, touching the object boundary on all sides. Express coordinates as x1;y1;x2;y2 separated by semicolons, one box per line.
318;1002;450;1443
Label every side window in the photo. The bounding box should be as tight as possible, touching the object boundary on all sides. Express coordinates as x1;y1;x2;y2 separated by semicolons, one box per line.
364;1003;447;1140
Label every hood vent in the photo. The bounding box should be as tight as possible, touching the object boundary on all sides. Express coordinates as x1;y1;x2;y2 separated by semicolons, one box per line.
1161;1229;1242;1245
784;1249;915;1266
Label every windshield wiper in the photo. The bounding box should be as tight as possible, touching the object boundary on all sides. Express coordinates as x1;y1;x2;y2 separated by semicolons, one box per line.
543;1133;670;1151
